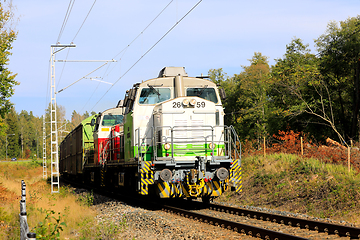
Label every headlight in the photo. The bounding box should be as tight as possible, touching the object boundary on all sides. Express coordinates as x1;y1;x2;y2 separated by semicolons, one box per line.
182;99;189;106
209;143;216;149
190;99;196;106
164;143;171;150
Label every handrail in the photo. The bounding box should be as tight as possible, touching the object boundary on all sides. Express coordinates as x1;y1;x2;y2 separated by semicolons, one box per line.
153;125;227;161
100;124;241;166
229;125;241;162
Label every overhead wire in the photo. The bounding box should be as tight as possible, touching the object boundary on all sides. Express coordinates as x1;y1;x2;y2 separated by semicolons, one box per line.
90;0;203;111
48;0;74;117
56;48;71;89
112;0;174;60
57;62;111;94
56;0;97;91
72;0;97;42
57;0;75;43
80;0;175;111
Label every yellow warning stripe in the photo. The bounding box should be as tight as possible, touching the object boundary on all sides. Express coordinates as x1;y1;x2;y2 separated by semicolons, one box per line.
157;182;171;198
140;182;148;195
212;181;222;196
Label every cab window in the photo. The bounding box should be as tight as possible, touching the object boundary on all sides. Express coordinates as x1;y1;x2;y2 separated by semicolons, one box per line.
139;88;171;105
186;88;218;103
102;114;123;126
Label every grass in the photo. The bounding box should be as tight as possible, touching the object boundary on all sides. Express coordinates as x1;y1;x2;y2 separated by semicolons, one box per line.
3;155;359;238
0;160;127;239
219;153;360;225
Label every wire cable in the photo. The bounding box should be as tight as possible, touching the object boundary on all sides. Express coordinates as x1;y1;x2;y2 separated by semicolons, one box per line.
80;0;174;112
57;0;97;88
72;0;97;42
57;0;75;43
112;0;174;60
56;47;71;89
57;62;110;94
90;0;203;111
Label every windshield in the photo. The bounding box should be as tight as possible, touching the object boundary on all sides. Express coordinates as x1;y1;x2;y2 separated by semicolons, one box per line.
186;88;218;103
101;114;124;126
139;88;171;105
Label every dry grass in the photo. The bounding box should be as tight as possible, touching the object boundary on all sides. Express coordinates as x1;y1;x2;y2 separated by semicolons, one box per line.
0;160;118;239
220;153;360;226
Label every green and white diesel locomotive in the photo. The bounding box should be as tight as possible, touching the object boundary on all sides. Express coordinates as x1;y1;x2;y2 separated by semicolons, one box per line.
60;67;242;201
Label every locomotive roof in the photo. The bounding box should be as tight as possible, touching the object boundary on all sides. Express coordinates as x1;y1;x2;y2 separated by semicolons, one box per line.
139;75;217;88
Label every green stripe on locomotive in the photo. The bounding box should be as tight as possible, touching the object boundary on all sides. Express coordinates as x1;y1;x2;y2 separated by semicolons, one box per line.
156;143;224;157
133;143;226;161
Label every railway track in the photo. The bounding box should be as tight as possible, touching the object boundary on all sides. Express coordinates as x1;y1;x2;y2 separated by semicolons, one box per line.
61;179;360;239
161;204;307;240
206;203;360;239
159;199;360;240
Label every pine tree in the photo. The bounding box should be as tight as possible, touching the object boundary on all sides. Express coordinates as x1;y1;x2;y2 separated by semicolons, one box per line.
5;108;19;158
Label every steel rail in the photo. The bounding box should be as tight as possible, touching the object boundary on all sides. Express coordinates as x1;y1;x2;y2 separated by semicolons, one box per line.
208;203;360;239
61;176;359;239
162;204;308;240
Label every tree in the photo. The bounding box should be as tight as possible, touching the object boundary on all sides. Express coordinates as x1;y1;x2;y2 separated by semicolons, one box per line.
210;53;277;144
236;53;271;141
315;16;360;141
208;68;227;85
0;1;18;118
271;38;347;144
71;110;83;128
44;103;71;157
5;108;19;158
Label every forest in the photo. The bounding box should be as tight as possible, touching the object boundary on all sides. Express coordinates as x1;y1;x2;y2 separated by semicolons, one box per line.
210;16;360;149
0;106;94;159
1;16;360;159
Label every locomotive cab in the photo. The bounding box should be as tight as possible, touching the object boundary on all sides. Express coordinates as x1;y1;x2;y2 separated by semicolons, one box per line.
93;107;124;164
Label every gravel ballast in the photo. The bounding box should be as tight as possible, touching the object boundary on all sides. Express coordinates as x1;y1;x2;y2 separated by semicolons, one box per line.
91;193;252;239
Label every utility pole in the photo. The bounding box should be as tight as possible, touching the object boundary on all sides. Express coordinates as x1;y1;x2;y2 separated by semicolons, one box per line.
50;44;76;193
42;114;47;179
49;44;114;193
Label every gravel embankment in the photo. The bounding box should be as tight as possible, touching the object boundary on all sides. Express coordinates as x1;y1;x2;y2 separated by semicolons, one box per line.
91;193;252;239
73;189;357;239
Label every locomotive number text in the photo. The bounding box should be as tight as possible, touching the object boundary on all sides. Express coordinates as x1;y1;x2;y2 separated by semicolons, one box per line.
172;102;182;108
196;102;205;108
172;101;206;108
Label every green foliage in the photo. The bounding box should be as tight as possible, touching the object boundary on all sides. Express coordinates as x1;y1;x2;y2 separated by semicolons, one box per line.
315;16;360;140
76;190;94;207
236;153;360;219
0;205;19;239
270;38;330;138
212;52;283;144
208;68;227;85
32;208;67;240
0;2;18;118
212;16;360;145
5;108;19;158
0;206;12;223
76;216;127;239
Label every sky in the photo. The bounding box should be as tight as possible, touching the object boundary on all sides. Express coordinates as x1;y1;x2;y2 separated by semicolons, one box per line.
7;0;360;120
